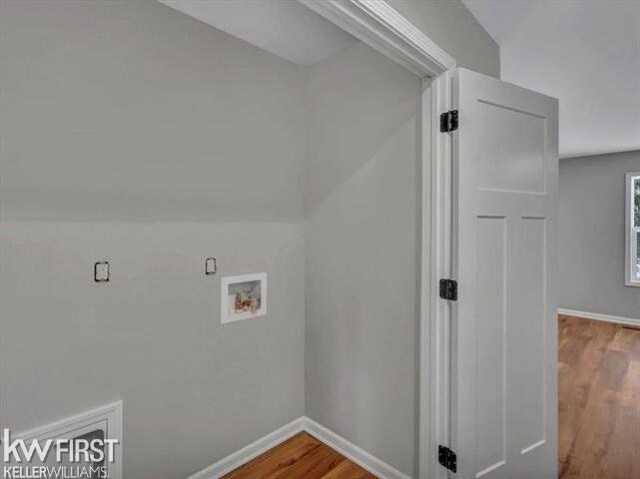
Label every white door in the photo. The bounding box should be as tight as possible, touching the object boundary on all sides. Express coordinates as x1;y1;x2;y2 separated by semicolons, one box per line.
448;68;558;479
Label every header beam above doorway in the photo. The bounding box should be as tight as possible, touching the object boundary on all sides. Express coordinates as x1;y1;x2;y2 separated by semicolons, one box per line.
299;0;456;78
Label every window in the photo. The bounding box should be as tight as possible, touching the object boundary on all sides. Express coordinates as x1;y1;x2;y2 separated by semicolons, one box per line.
626;172;640;286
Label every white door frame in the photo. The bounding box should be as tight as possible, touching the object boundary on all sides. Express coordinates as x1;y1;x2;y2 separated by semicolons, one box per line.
421;70;455;479
299;0;455;77
299;2;455;478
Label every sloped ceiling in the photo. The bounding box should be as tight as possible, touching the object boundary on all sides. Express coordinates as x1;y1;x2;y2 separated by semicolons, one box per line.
158;0;357;67
462;0;640;158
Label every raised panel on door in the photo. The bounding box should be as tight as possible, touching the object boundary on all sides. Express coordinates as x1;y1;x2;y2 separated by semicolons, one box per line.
450;68;558;479
475;215;507;477
511;217;548;458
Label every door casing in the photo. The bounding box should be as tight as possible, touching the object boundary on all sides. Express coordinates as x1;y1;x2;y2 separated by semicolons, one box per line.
293;6;455;474
298;3;558;479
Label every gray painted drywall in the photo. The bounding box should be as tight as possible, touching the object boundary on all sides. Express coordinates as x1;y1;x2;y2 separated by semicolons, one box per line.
559;150;640;320
386;0;500;78
0;0;306;223
158;0;358;67
305;43;421;476
0;1;305;478
0;0;502;477
0;222;305;477
303;2;499;475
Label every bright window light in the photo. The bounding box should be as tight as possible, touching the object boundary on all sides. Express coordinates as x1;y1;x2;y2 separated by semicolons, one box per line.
626;172;640;286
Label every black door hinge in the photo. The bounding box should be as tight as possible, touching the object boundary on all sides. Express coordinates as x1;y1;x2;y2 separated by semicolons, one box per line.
440;109;459;132
439;279;458;301
438;445;457;473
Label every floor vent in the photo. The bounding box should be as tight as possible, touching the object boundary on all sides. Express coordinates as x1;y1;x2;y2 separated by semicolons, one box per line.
9;401;122;479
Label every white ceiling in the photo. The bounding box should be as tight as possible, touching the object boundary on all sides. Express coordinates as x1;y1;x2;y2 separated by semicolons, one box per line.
462;0;640;158
158;0;356;67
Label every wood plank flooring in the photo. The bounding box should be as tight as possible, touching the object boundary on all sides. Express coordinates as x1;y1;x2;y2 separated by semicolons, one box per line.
222;432;377;479
225;314;639;479
558;314;640;479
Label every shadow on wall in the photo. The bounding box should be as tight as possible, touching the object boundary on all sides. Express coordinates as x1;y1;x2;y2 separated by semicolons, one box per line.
305;42;422;477
306;42;422;215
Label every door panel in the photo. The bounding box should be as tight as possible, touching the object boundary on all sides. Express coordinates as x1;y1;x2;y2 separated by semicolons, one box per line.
513;217;548;456
475;100;547;194
451;68;558;479
475;215;507;475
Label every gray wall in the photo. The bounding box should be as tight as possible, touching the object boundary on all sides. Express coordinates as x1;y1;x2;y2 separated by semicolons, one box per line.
305;43;421;476
386;0;500;78
559;150;640;319
0;1;305;478
303;3;499;476
1;0;501;477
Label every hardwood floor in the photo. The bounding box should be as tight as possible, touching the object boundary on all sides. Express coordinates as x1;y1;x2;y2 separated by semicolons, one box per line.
224;315;639;479
558;314;640;479
222;432;377;479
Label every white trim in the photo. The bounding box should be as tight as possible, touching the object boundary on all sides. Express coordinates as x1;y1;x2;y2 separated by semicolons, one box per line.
420;71;453;479
558;308;640;327
625;172;640;287
188;417;411;479
187;418;306;479
303;418;412;479
298;0;455;78
419;76;433;479
13;401;123;479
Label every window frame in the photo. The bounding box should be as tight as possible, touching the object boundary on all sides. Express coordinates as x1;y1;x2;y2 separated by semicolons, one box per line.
626;172;640;287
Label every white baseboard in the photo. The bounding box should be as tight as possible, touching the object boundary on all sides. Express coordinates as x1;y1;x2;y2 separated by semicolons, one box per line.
187;417;305;479
302;417;411;479
188;416;411;479
558;308;640;327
